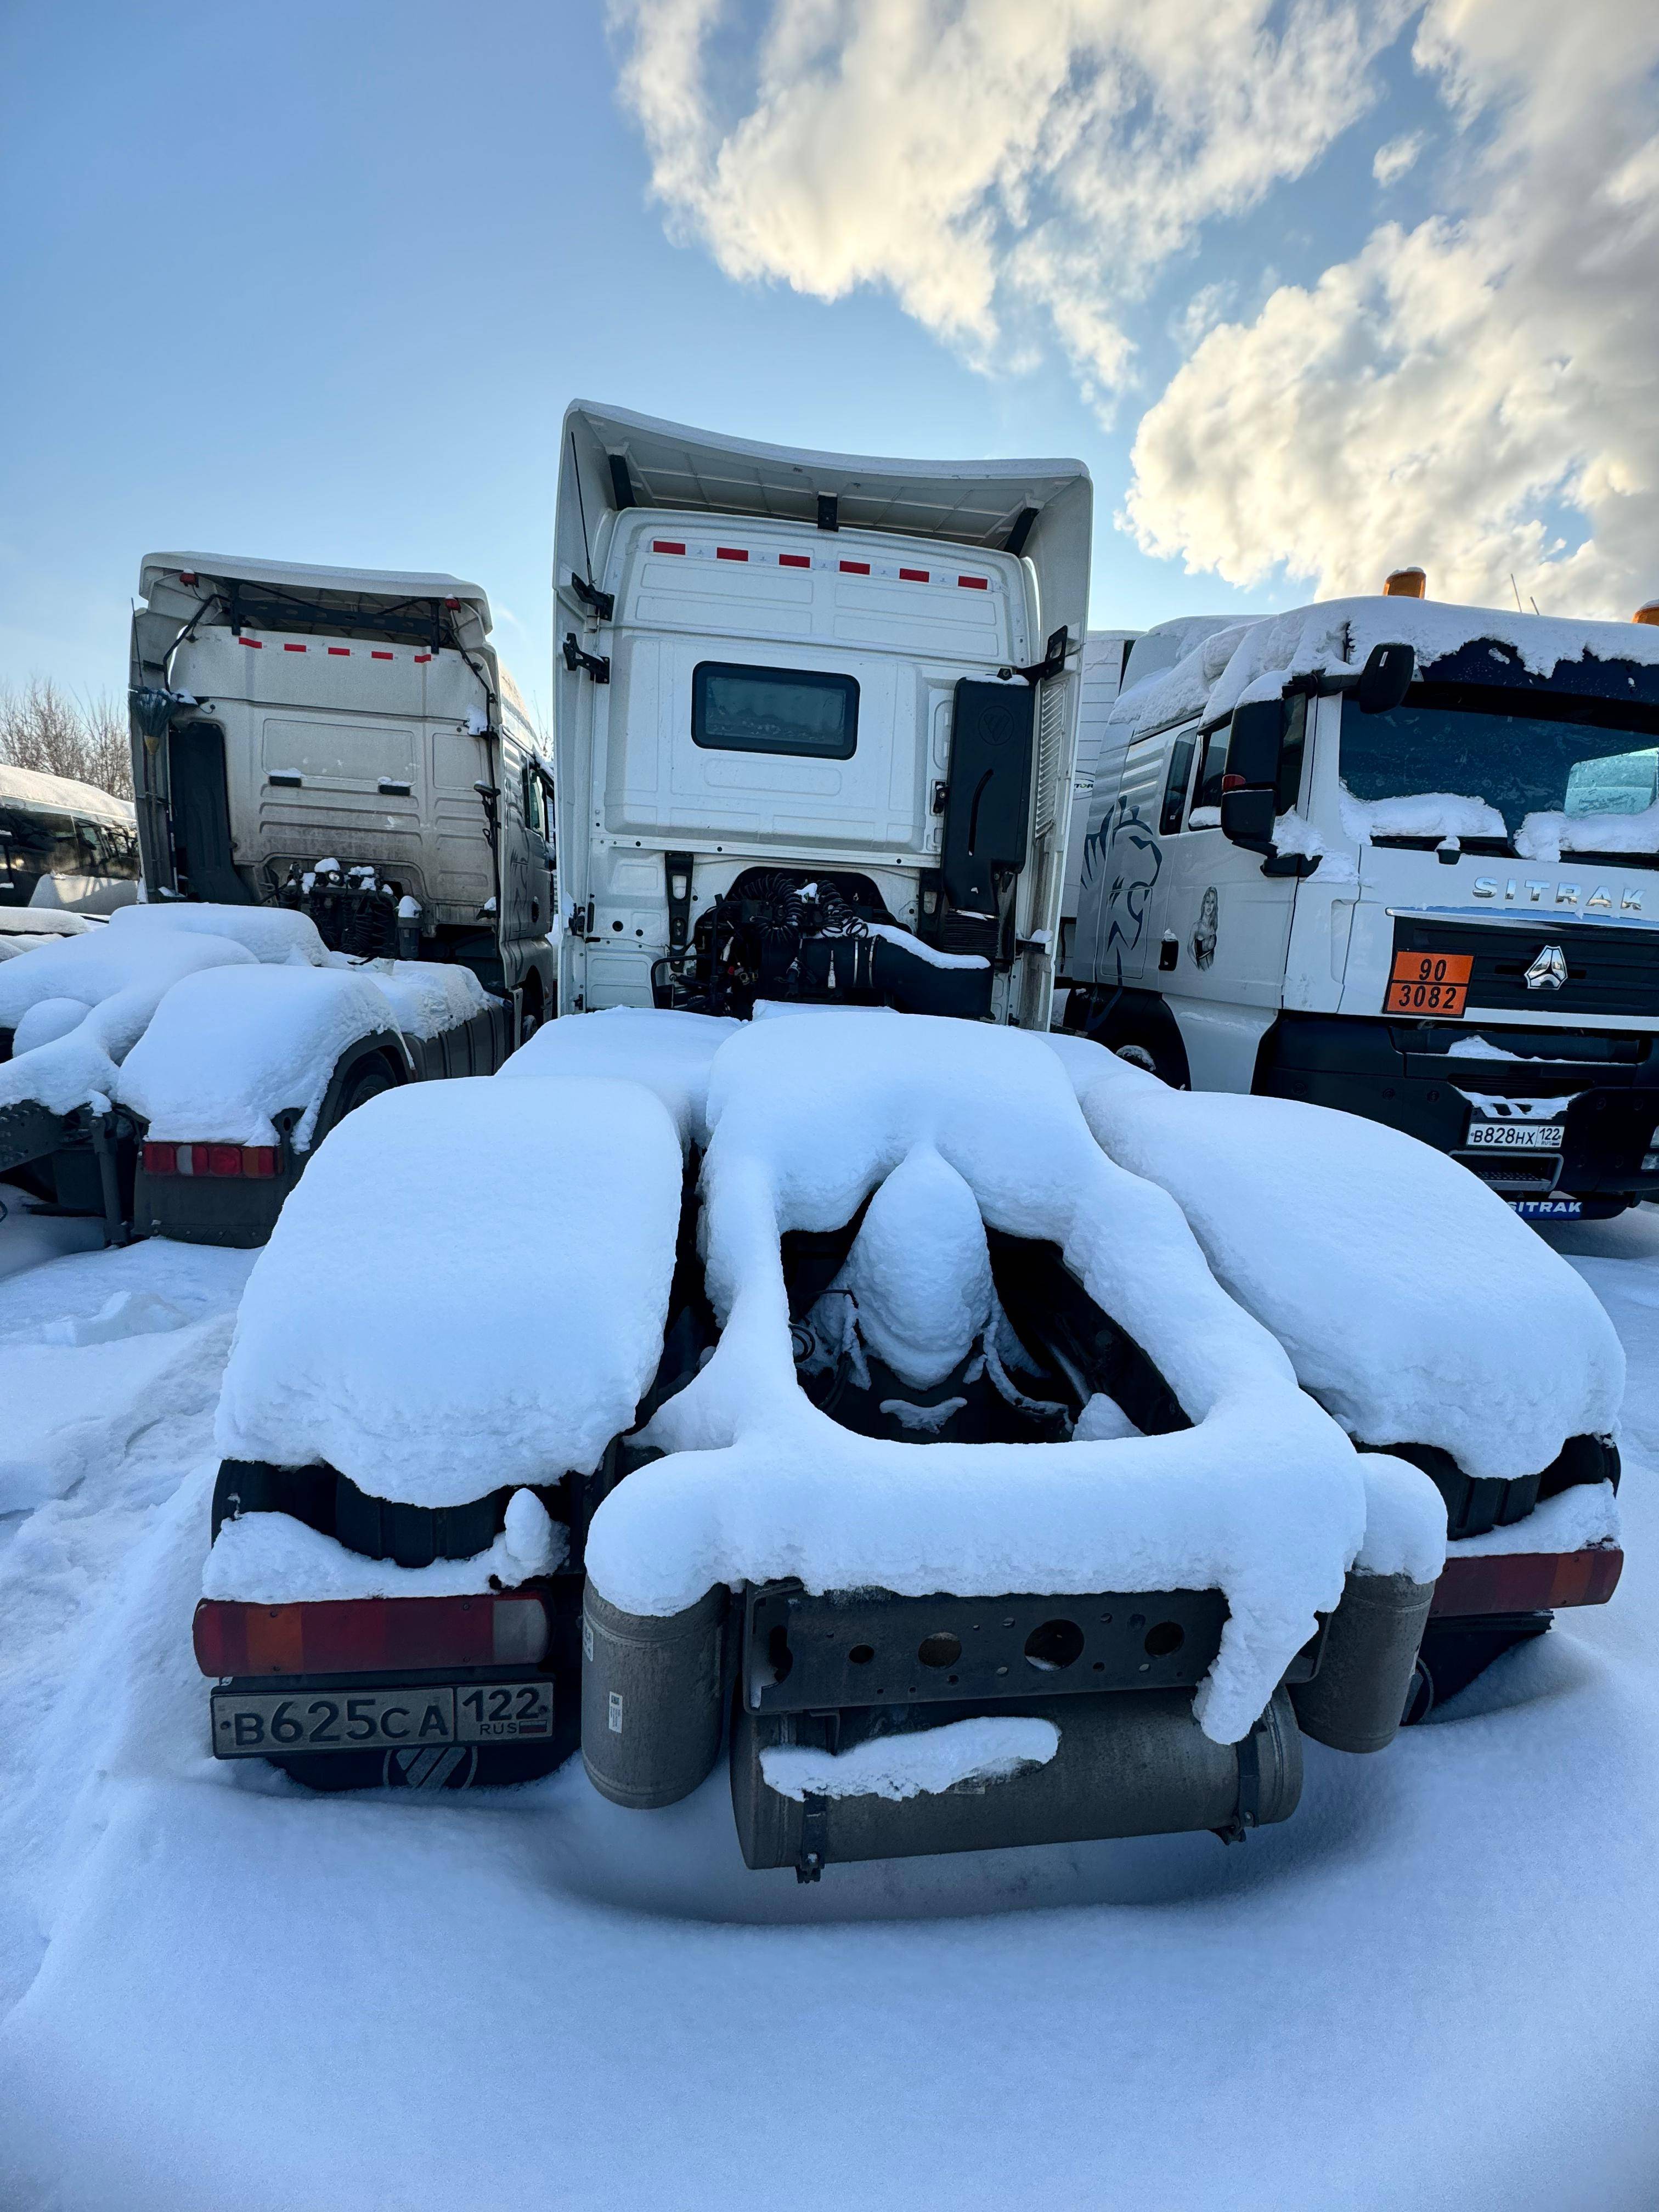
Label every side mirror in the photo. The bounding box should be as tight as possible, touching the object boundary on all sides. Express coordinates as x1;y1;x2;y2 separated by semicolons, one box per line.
1357;641;1415;714
1225;699;1285;787
1221;787;1277;851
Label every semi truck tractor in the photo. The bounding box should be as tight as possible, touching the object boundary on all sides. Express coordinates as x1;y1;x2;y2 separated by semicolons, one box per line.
190;415;1624;1884
0;555;553;1244
1067;577;1659;1223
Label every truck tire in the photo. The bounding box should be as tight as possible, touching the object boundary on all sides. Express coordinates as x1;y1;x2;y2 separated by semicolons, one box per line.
332;1054;398;1123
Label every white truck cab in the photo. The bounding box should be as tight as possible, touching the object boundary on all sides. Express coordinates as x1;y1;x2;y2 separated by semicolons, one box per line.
129;554;554;1021
553;402;1091;1028
1070;588;1659;1220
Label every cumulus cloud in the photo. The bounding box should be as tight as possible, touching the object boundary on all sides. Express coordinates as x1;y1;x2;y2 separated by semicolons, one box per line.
1372;130;1423;184
611;0;1410;400
1122;0;1659;618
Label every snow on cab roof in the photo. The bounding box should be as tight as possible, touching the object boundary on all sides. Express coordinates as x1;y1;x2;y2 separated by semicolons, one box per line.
138;552;492;630
0;764;134;822
564;399;1087;549
1112;595;1659;737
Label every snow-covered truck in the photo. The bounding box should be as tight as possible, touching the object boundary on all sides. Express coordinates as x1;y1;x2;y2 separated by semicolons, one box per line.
0;555;553;1244
1068;578;1659;1224
189;416;1625;1878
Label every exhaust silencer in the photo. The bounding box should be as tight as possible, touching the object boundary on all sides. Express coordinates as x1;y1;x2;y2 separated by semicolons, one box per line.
731;1685;1302;1874
1291;1568;1435;1754
581;1582;728;1809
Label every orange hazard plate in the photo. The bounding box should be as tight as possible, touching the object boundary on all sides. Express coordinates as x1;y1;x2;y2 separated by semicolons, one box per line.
1385;949;1472;1014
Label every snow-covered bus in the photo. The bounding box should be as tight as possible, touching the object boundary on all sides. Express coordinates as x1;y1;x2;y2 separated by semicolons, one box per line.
0;764;139;916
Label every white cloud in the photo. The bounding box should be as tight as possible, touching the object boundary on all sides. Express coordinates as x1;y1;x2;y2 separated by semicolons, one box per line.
611;0;1411;398
1372;130;1423;184
1122;0;1659;619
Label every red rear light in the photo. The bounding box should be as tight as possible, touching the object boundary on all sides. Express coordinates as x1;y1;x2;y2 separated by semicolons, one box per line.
194;1592;551;1678
204;1144;243;1176
143;1141;178;1176
179;571;198;585
242;1146;277;1177
1431;1546;1623;1617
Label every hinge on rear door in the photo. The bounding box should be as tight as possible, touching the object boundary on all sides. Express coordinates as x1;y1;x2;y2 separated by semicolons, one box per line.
1012;624;1069;686
562;633;611;684
569;574;614;622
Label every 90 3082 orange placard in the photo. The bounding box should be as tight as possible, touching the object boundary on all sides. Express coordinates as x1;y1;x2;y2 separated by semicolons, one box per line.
1384;949;1472;1015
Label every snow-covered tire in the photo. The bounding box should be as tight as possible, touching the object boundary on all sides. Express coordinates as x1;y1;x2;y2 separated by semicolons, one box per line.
332;1054;398;1124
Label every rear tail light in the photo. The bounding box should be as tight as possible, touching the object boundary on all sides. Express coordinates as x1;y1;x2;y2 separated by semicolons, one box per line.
1431;1545;1622;1617
143;1142;278;1178
194;1592;551;1677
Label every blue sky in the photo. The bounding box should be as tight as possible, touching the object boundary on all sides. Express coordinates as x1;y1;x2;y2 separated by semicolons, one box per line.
2;0;1651;716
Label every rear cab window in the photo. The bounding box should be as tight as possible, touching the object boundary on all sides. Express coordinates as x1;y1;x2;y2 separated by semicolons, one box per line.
691;663;859;760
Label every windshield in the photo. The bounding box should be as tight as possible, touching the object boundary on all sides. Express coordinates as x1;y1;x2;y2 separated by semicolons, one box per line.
1339;686;1659;858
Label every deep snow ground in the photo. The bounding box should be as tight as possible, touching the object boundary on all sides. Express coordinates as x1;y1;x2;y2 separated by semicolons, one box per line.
0;1195;1655;2209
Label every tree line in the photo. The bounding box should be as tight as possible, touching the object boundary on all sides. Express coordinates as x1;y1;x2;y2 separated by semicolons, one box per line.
0;679;133;800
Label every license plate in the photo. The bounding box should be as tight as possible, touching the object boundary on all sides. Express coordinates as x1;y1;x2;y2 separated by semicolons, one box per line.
1385;949;1472;1015
1464;1119;1565;1150
210;1680;553;1758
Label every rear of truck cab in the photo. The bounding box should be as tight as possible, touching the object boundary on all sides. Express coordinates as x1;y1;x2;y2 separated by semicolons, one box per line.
553;400;1091;1031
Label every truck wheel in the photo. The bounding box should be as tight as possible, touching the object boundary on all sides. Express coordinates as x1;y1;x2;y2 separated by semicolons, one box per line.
1402;1619;1551;1719
332;1056;398;1125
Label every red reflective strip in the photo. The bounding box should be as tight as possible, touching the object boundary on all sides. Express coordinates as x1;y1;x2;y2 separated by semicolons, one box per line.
284;642;306;653
957;574;989;589
371;650;393;660
414;653;432;663
142;1142;177;1177
240;636;262;647
1430;1546;1624;1618
899;568;928;582
328;646;350;656
652;540;686;555
839;560;871;575
193;1594;549;1678
779;554;811;569
716;547;748;562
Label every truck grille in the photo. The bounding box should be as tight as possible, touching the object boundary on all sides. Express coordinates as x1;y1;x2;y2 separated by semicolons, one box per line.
1452;1148;1563;1195
1393;915;1659;1020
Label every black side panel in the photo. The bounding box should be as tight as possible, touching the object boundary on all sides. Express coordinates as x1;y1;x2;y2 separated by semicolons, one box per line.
169;721;250;904
941;680;1036;913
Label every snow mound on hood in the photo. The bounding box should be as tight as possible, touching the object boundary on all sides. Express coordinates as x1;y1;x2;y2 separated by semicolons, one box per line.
502;1007;740;1150
836;1143;993;1389
585;1008;1389;1747
0;929;257;1118
1046;1033;1623;1482
215;1076;685;1506
115;963;406;1149
108;902;331;966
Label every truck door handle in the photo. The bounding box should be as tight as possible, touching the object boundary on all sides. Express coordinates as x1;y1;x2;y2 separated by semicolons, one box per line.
1159;934;1179;972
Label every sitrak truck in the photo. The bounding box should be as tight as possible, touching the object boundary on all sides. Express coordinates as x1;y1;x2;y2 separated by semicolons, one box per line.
1066;575;1659;1222
190;410;1624;1884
